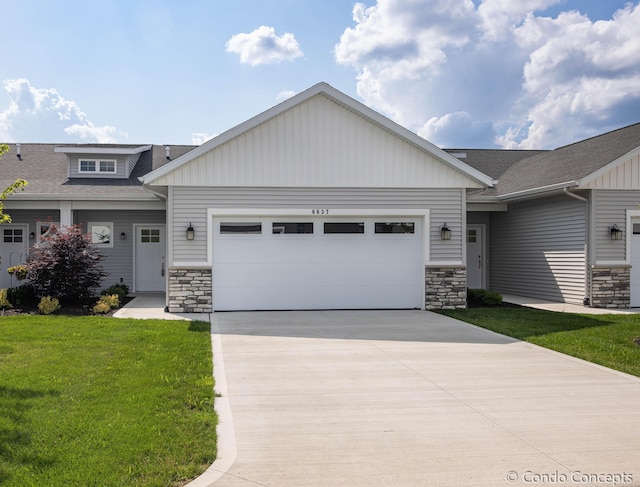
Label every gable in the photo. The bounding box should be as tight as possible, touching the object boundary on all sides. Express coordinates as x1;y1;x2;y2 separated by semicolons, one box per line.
579;146;640;189
144;85;492;189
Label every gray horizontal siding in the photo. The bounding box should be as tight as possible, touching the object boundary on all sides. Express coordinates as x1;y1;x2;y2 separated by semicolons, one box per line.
170;187;465;264
490;195;586;304
76;210;165;290
594;190;640;262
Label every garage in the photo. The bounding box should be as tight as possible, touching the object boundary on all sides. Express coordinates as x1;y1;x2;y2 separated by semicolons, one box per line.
212;215;425;311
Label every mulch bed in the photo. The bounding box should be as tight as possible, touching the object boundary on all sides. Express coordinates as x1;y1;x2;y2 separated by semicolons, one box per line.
1;296;134;317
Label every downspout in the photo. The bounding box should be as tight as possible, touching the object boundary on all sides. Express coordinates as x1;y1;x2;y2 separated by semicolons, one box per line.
564;188;590;305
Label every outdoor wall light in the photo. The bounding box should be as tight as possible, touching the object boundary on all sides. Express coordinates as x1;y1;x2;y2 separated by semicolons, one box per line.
440;223;452;240
610;224;623;241
186;223;195;241
29;231;35;240
120;232;126;240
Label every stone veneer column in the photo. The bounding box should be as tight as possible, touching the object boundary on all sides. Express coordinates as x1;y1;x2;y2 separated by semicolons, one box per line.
168;267;212;313
590;265;630;309
425;266;467;310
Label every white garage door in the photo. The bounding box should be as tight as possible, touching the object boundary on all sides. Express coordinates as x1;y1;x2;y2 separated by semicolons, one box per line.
212;217;424;311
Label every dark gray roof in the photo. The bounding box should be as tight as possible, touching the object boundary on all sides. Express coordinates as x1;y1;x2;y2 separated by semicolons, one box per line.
493;123;640;196
0;143;196;198
444;149;547;180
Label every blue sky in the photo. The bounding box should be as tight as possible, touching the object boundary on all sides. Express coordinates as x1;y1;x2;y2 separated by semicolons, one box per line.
1;0;639;149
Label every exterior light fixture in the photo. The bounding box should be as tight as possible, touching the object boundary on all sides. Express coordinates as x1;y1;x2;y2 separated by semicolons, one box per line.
610;224;623;241
186;223;195;240
120;232;126;240
29;231;35;240
441;223;452;240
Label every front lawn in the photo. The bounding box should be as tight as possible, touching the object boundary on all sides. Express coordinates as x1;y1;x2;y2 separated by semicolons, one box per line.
0;316;216;486
438;307;640;377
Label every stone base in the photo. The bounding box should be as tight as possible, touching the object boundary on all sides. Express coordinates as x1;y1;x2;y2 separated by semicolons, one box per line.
425;266;467;310
168;268;212;313
589;265;630;309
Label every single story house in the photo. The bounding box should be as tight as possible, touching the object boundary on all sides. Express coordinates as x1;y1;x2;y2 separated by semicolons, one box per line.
2;82;640;311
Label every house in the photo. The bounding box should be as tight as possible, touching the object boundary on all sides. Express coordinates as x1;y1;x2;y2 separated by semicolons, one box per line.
2;82;640;311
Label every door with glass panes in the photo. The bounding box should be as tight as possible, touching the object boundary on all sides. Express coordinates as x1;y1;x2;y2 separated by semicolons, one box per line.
135;225;165;291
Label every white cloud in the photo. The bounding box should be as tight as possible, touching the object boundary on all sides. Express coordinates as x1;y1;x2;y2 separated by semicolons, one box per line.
0;78;123;143
335;0;640;149
192;132;218;145
225;26;303;66
276;90;296;102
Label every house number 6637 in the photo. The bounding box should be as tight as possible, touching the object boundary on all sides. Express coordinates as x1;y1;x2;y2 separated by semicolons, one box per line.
312;209;329;215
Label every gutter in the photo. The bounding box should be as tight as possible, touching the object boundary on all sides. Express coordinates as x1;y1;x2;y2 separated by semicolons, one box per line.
563;187;588;203
498;181;579;201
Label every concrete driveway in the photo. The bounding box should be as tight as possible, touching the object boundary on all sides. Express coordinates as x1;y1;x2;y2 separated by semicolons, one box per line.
202;310;640;487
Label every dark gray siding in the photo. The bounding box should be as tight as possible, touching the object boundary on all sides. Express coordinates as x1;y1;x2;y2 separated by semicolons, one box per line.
490;195;587;304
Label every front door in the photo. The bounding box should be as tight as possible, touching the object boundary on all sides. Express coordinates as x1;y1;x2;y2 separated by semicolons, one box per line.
0;225;28;289
466;225;485;289
134;225;165;292
630;222;640;307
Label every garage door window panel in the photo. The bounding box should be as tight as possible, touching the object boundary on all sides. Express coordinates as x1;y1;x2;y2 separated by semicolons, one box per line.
220;222;262;234
375;222;415;234
273;222;314;234
324;222;365;234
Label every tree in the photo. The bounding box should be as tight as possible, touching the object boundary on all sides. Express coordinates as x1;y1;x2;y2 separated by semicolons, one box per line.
0;144;28;223
25;225;108;302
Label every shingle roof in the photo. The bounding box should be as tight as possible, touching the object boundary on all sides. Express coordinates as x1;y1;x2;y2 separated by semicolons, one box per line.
444;149;547;180
0;143;196;198
493;123;640;196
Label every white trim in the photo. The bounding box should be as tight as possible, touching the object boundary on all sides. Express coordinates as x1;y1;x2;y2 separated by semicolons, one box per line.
578;145;640;188
625;210;640;264
8;193;161;201
593;261;632;266
425;261;464;266
498;181;579;201
78;158;117;174
55;145;152;155
141;83;494;188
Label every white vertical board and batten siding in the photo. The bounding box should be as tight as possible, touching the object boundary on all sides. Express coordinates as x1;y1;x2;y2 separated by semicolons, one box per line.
170;187;464;264
583;152;640;190
155;95;483;189
490;195;586;304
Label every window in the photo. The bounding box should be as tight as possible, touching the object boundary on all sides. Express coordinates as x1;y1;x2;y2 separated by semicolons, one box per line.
89;222;114;247
324;222;365;234
3;229;23;243
467;229;477;243
273;222;313;234
633;223;640;235
220;222;262;234
141;228;160;243
375;222;415;234
37;222;59;243
78;159;117;174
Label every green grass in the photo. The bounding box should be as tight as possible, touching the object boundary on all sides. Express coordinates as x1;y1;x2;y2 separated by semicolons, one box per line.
438;307;640;377
0;316;216;486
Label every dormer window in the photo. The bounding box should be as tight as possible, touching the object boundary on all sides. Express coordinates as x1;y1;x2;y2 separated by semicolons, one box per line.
79;159;117;174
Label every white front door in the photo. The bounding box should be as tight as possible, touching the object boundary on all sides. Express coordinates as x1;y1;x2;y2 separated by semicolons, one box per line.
466;225;485;289
212;217;424;311
0;225;29;289
134;225;165;292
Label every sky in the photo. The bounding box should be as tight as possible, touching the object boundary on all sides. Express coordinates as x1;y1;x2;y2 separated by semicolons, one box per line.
1;0;639;150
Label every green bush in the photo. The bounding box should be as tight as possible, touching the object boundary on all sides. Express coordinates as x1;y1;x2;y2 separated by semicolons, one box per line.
467;288;503;307
0;288;13;309
38;296;61;315
100;294;120;309
7;284;36;306
101;284;129;301
92;301;111;314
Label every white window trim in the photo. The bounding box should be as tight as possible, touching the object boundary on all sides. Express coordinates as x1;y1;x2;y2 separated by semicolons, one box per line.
78;158;117;174
88;222;114;248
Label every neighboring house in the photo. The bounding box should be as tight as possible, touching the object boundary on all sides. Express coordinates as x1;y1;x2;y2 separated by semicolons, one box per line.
0;143;194;292
2;82;640;311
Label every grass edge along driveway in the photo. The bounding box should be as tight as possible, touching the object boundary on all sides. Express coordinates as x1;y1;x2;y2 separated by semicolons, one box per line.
438;307;640;378
0;315;217;487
